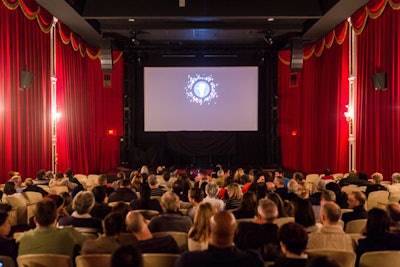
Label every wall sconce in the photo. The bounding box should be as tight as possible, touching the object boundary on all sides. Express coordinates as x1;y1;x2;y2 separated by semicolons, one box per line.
344;105;353;122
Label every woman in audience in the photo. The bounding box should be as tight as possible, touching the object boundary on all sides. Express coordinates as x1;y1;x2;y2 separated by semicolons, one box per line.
356;208;400;264
49;172;68;187
273;222;308;267
130;174;143;192
112;202;132;233
2;181;27;203
232;191;257;219
60;191;73;214
233;168;245;183
267;192;289;218
225;183;243;210
0;209;18;263
188;202;217;251
365;172;387;197
294;199;319;233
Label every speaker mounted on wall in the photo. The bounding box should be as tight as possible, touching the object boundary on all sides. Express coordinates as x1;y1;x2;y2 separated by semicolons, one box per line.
290;38;303;72
100;39;113;72
371;72;387;90
19;71;34;90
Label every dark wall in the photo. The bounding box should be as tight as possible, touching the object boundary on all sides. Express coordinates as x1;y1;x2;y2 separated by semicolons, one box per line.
122;48;280;170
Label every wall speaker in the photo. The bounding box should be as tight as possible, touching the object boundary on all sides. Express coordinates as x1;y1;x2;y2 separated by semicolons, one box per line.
19;71;34;90
290;38;303;72
100;39;113;72
371;72;387;90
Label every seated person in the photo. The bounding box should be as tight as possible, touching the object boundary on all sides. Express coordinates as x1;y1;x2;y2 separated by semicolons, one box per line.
203;182;225;211
111;245;143;267
23;178;48;197
125;211;179;254
90;185;112;220
0;209;18;264
18;198;84;257
81;212;124;254
49;172;69;187
58;191;102;234
108;179;138;203
342;191;367;228
365;172;387;197
97;174;114;196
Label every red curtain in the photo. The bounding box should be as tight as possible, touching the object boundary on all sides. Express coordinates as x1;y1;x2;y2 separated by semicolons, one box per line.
354;6;400;179
55;26;123;175
0;1;52;182
277;24;349;174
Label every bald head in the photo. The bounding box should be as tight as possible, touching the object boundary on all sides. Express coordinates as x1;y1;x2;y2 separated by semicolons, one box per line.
126;211;144;233
320;202;341;224
209;211;236;248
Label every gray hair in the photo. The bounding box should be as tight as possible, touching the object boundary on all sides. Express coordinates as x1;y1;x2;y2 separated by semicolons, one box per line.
148;174;158;186
287;179;299;193
392;173;400;183
257;198;278;221
73;191;95;214
205;182;220;198
321;190;336;202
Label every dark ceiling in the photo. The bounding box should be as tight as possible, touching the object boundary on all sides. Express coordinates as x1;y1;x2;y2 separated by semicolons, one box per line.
35;0;369;52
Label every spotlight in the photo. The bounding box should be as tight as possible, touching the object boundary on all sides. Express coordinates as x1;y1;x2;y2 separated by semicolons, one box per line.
264;30;273;46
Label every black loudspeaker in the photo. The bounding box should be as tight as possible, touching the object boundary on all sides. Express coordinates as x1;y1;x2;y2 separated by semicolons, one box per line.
19;71;34;90
100;39;113;72
290;38;303;72
371;72;387;90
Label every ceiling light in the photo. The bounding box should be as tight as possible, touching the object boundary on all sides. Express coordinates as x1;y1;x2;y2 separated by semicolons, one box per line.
267;18;274;22
128;18;135;22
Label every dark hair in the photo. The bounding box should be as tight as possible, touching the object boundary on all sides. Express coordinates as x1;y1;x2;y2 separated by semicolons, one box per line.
92;185;107;203
35;198;57;226
358;172;368;181
104;212;123;236
324;169;331;176
162;171;171;182
278;222;308;255
121;179;131;187
366;208;391;234
237;191;257;212
111;245;143;267
325;182;340;193
4;182;16;195
0;212;9;226
295;199;316;228
37;169;46;179
267;192;288;217
65;169;73;178
189;187;204;203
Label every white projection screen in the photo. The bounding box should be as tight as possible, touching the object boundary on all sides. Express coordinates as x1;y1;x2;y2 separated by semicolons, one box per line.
144;66;258;132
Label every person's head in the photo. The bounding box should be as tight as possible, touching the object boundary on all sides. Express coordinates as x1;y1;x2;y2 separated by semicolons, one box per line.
278;222;308;256
371;172;383;184
148;174;158;187
274;175;284;187
320;202;341;224
188;187;204;204
287;179;299;194
172;179;185;194
306;256;340;267
162;171;171;182
65;169;73;178
366;208;391;234
209;210;236;248
256;173;265;183
190;202;217;242
324;169;332;176
217;169;224;178
316;180;326;191
104;212;123;236
73;191;95;214
116;171;126;180
37;169;46;179
275;168;284;177
391;173;400;184
226;183;242;199
238;191;257;212
119;179;131;188
347;191;366;209
125;211;145;234
60;191;72;207
44;194;65;208
3;181;16;195
160;191;180;212
386;203;400;223
257;198;278;223
325;182;341;194
140;165;149;175
56;172;64;179
320;190;336;205
205;182;219;198
267;192;287;217
24;178;34;187
111;245;143;267
97;174;108;186
0;212;11;238
112;202;131;219
295;199;316;228
292;172;304;182
34;198;58;226
10;175;22;186
92;185;107;203
45;171;53;179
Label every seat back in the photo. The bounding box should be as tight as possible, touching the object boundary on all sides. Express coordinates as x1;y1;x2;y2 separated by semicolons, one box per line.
367;190;389;210
142;253;180;267
0;255;16;267
5;195;27;225
359;250;400;267
23;192;43;204
17;254;73;267
49;186;69;195
275;217;295;227
307;249;356;267
152;231;188;252
344;219;367;234
75;254;111;267
135;209;160;220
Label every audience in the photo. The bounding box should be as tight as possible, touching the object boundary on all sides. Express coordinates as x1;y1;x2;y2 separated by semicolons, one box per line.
23;178;48;197
365;172;387;197
97;174;114;196
148;174;166;197
232;191;257;219
273;175;287;199
188;202;217;251
90;185;112;220
108;179;138;203
341;191;367;228
295;199;319;233
0;210;18;263
125;211;180;253
175;210;264;267
267;192;289;218
225;183;242;210
111;245;143;267
148;191;192;233
18;198;84;257
203;182;225;211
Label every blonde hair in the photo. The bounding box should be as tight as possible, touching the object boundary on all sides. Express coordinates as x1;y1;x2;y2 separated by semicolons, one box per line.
371;172;383;183
227;183;243;200
188;202;217;242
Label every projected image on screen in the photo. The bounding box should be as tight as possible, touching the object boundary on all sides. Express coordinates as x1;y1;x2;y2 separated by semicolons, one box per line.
185;74;218;106
144;66;258;132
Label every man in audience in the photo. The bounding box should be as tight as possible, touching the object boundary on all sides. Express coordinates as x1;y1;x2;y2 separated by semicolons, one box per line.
111;245;143;267
148;174;166;197
284;179;301;205
387;173;400;193
108;179;138;203
309;180;326;205
90;185;112;220
307;202;355;251
18;198;84;257
365;172;387;197
273;175;287;199
234;198;280;261
313;190;337;221
148;191;192;233
81;212;123;254
342;191;367;227
187;187;204;220
175;210;264;267
125;210;180;253
97;174;114;196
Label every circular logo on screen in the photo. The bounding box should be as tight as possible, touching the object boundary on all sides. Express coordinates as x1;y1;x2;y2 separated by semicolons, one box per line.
185;74;218;105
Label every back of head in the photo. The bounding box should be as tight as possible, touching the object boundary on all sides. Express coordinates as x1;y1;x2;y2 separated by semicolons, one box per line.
317;180;326;191
257;198;278;222
293;172;304;182
386;203;400;222
371;172;383;184
160;191;179;212
35;198;57;226
104;212;123;236
351;191;366;206
366;208;391;234
217;169;224;178
210;210;236;248
24;178;33;186
238;191;257;211
121;179;131;188
125;211;144;234
287;179;299;193
392;173;400;184
188;187;204;203
0;212;9;226
65;169;73;178
92;185;107;203
73;191;95;214
148;174;157;186
321;190;336;203
97;174;108;185
324;169;331;176
278;222;308;255
205;182;219;198
37;169;46;179
325;182;340;193
321;202;341;224
295;199;316;227
111;245;143;267
4;181;16;195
